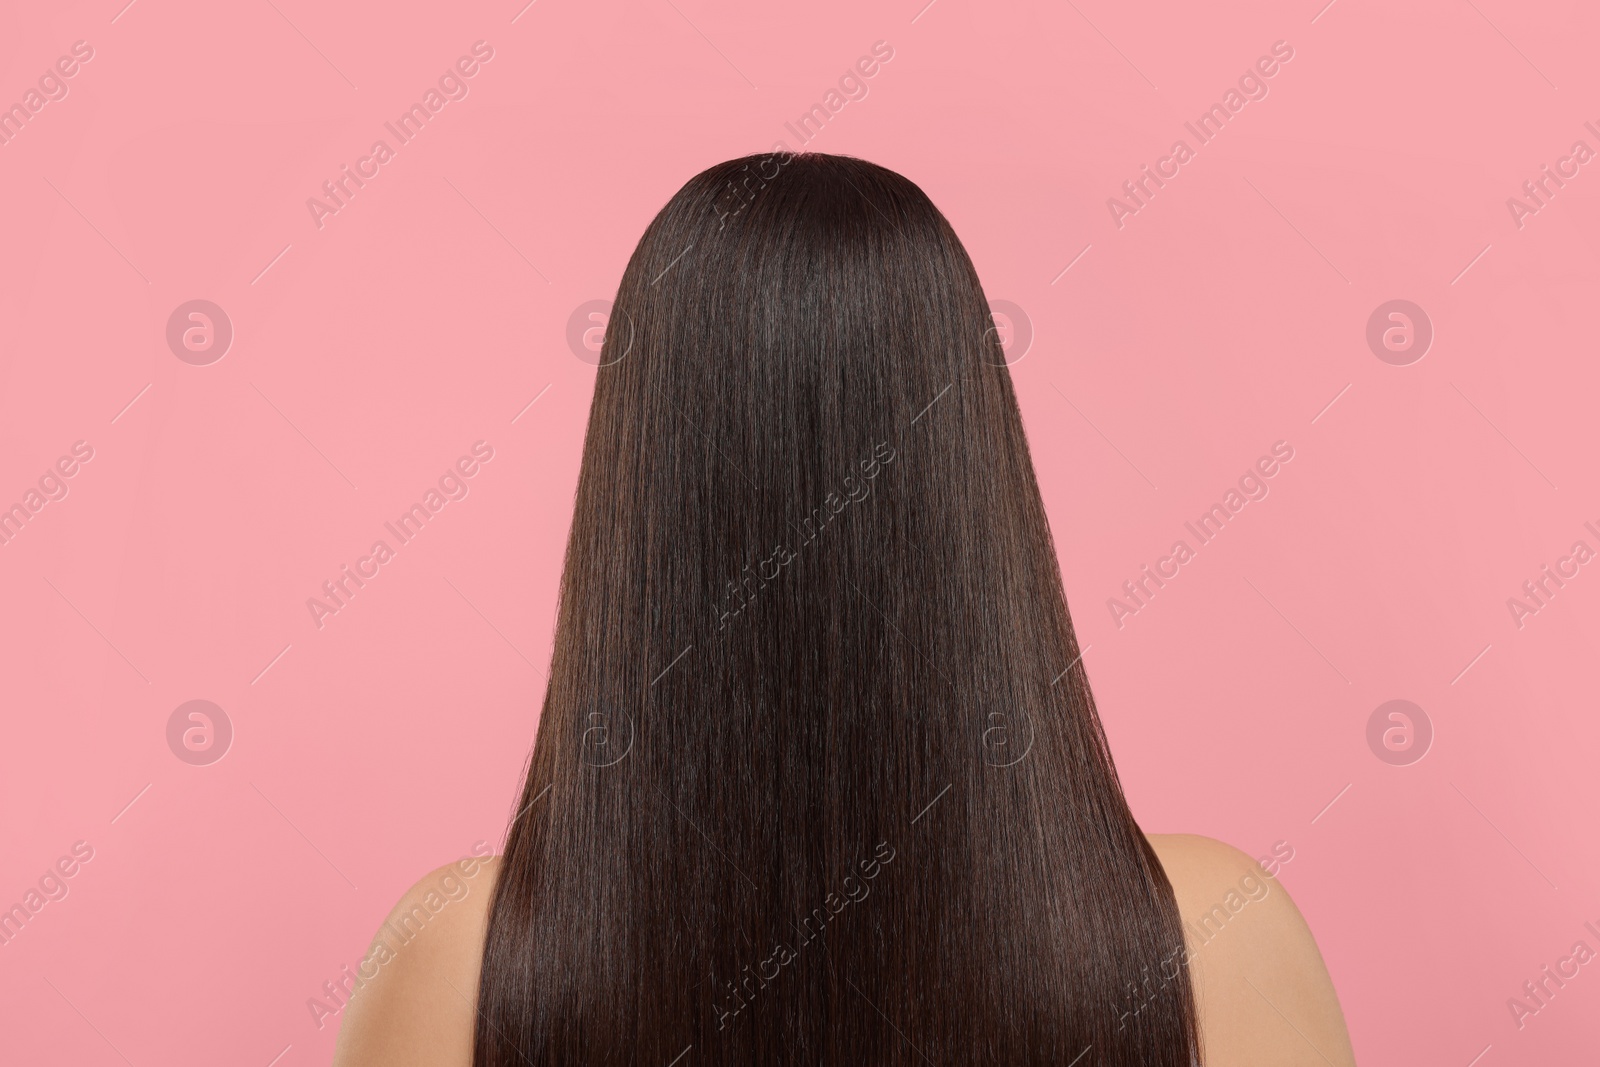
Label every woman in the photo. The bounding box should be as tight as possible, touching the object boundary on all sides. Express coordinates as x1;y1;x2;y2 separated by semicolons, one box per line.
333;153;1356;1066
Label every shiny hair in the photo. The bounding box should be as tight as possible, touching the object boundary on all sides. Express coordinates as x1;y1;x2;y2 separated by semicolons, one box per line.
475;152;1200;1065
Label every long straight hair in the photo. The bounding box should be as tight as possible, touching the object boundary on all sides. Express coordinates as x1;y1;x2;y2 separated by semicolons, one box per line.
476;152;1200;1066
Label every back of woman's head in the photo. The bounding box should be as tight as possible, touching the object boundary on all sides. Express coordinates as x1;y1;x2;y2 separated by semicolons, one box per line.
476;151;1200;1066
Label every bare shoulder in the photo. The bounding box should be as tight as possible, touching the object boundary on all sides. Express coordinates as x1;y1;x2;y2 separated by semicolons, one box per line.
1145;834;1357;1067
330;854;502;1067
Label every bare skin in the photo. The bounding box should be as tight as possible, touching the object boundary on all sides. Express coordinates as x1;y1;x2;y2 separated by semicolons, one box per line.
1146;834;1357;1066
332;835;1356;1066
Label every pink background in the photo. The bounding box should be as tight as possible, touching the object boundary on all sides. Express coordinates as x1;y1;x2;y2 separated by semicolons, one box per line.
3;0;1597;1063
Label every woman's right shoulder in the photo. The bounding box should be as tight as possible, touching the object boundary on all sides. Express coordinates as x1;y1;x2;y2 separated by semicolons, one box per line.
330;853;502;1067
1145;833;1357;1066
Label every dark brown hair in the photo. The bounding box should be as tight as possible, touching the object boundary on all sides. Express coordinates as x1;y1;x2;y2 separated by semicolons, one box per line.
475;152;1200;1065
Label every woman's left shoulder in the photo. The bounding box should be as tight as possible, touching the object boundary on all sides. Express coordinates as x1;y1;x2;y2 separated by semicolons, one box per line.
330;854;502;1067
